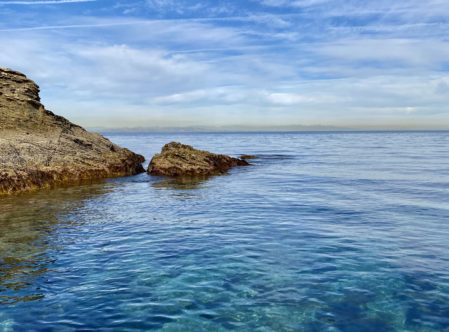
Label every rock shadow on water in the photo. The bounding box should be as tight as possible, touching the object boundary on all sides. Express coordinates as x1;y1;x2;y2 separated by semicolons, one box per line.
0;183;111;304
255;154;296;161
151;175;211;191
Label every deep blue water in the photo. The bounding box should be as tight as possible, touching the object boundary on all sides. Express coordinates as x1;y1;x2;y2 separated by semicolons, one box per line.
1;131;449;331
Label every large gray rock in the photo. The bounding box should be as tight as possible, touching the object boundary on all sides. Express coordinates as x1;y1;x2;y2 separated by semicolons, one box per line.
148;142;249;177
0;68;145;195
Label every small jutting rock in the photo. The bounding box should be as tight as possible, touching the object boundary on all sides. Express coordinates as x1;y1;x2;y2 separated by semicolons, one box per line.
0;68;145;195
148;142;249;177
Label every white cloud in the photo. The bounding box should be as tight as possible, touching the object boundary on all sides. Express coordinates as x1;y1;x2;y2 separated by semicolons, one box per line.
265;92;314;105
316;38;449;68
0;1;448;129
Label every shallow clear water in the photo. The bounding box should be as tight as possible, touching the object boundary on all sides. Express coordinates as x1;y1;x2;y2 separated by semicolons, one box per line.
1;132;449;331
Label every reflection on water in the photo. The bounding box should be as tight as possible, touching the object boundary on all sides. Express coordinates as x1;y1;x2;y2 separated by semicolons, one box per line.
152;175;211;190
0;132;449;331
0;184;111;304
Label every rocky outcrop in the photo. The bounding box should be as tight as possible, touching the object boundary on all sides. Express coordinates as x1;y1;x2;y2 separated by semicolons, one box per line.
148;142;249;177
0;68;145;195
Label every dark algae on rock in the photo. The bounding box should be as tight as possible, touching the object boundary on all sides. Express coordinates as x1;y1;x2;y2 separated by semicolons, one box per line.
148;142;249;177
0;68;145;195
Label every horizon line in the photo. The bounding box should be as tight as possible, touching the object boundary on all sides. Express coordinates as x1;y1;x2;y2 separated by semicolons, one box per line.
88;126;449;133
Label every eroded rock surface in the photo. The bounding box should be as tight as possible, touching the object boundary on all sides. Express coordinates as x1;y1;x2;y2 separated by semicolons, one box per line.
148;142;249;177
0;68;145;195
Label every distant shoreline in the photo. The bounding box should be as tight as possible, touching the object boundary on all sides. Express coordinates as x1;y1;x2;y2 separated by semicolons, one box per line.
97;128;449;134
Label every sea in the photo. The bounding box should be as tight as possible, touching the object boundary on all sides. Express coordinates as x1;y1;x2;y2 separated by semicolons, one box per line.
1;131;449;331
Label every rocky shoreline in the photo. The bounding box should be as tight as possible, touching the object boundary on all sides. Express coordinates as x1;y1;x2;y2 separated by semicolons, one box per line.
0;68;251;195
0;68;145;195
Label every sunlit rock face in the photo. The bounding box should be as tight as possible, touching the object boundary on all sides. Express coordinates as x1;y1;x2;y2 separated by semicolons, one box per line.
148;141;249;177
0;68;145;195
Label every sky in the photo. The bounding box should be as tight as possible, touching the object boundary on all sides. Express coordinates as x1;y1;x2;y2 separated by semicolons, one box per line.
0;0;448;129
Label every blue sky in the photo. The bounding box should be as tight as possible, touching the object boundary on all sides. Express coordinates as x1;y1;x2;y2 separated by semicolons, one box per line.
1;0;448;129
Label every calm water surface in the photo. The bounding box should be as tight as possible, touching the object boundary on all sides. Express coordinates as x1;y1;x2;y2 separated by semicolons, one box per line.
1;132;449;331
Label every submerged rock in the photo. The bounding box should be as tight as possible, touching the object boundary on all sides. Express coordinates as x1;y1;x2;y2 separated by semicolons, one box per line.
0;68;145;195
240;154;257;160
148;142;249;177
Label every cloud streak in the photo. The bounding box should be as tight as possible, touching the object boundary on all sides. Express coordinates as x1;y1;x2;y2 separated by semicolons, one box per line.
0;0;448;129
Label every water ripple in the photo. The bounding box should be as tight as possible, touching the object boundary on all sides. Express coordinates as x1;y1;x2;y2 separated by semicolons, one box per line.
1;132;449;331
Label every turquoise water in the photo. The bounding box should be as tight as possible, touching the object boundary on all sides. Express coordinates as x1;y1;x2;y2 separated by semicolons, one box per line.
1;132;449;331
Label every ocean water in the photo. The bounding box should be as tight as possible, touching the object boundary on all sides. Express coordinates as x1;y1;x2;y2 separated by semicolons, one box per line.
1;131;449;331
